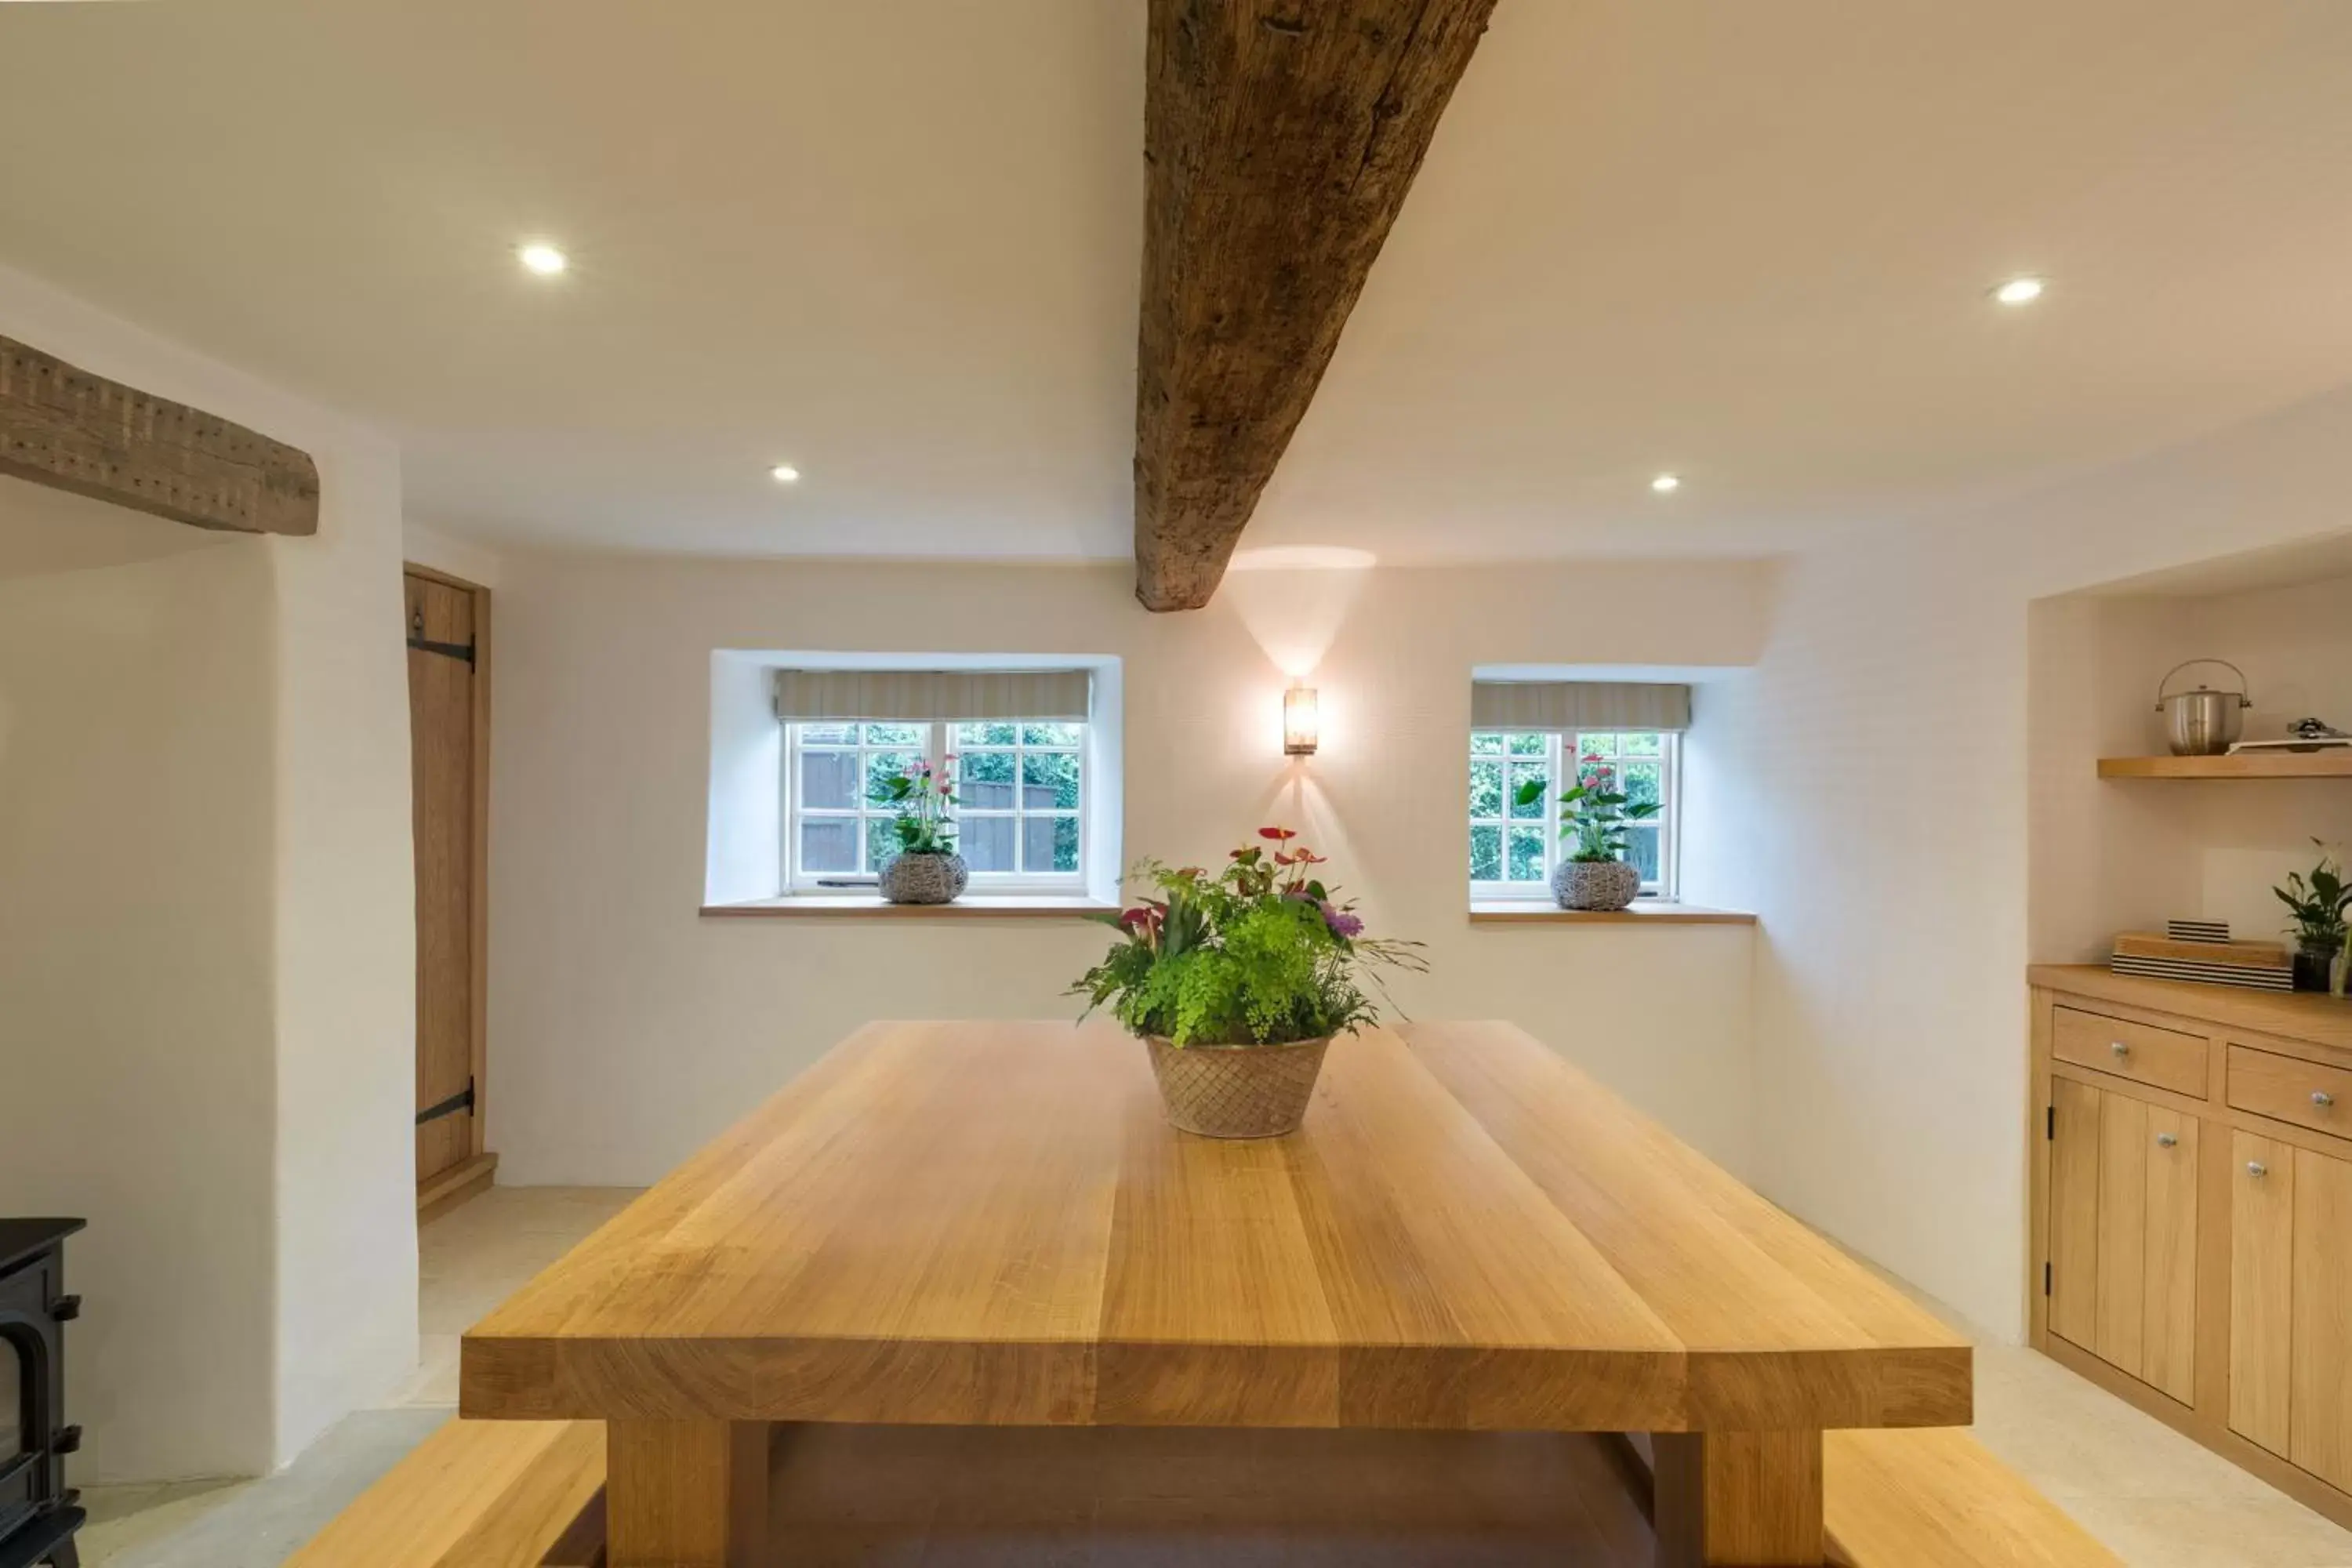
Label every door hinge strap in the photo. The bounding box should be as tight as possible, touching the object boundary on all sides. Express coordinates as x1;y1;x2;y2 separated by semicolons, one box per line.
417;1079;476;1127
408;636;475;665
2045;1261;2053;1296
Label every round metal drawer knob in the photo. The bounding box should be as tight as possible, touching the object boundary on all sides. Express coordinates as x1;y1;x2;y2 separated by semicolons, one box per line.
2315;1091;2336;1109
2156;1132;2179;1148
2110;1040;2131;1055
2249;1161;2270;1178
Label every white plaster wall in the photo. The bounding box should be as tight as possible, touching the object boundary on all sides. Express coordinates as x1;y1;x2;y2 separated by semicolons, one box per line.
0;504;278;1482
403;521;503;590
0;263;417;1474
488;554;1773;1188
1707;382;2352;1341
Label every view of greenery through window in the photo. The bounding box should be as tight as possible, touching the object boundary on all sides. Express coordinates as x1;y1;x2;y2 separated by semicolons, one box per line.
790;720;1083;883
1468;729;1671;893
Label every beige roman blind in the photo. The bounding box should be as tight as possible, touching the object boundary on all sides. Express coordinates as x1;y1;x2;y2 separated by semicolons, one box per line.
772;667;1092;723
1470;680;1691;731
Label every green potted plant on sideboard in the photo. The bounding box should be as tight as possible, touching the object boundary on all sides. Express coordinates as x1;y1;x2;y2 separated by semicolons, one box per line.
2275;840;2352;994
1069;829;1425;1138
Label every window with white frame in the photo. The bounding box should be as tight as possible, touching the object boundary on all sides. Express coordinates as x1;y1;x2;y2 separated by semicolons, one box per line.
785;720;1085;891
1468;728;1679;899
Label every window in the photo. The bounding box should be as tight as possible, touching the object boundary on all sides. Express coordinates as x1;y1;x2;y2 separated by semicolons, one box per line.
1469;728;1679;899
786;720;1086;891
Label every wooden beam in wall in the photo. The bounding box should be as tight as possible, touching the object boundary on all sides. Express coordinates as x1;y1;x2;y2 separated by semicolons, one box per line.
0;332;319;536
1132;0;1498;612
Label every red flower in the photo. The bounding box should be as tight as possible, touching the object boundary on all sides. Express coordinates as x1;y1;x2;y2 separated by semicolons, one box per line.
1258;827;1298;841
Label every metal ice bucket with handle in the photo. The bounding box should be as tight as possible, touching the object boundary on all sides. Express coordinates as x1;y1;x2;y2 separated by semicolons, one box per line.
2155;659;2252;756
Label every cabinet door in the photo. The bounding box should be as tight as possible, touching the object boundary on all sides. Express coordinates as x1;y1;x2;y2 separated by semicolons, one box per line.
2095;1092;2150;1377
2049;1077;2104;1352
2230;1132;2295;1459
2045;1077;2200;1399
2292;1145;2352;1491
2141;1107;2199;1405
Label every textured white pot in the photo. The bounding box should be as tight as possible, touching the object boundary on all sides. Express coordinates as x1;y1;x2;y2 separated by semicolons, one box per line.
878;851;969;905
1552;858;1639;912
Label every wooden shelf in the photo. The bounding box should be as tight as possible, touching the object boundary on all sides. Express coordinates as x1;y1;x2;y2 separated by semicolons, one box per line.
2097;751;2352;779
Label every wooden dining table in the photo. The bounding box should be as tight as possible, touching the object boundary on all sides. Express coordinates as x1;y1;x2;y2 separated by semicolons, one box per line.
460;1020;1970;1566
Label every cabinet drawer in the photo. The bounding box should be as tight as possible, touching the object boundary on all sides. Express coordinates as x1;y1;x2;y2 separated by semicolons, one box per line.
2052;1006;2209;1098
2227;1044;2352;1142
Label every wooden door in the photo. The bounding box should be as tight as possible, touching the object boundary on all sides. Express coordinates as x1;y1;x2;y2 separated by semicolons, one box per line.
2140;1107;2198;1404
2292;1144;2352;1491
2049;1076;2103;1350
2047;1077;2198;1400
407;572;477;1187
2230;1131;2295;1459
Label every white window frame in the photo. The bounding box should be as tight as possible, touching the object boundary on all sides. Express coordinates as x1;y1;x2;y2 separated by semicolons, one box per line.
1468;729;1681;902
782;720;1087;895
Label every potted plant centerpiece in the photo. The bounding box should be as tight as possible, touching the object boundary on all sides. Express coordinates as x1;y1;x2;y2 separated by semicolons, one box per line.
1070;829;1425;1138
2274;841;2352;994
1526;751;1660;912
874;755;969;905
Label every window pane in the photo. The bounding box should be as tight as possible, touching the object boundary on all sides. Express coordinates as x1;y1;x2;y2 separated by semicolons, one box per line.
798;748;859;810
960;815;1014;872
1022;721;1083;747
1507;763;1547;819
799;817;858;873
1619;731;1663;757
960;750;1016;808
1507;731;1546;757
1621;760;1662;811
1624;825;1661;884
1022;751;1081;810
1575;731;1621;759
955;721;1018;746
1023;815;1079;874
1468;760;1503;819
798;722;858;746
1469;825;1501;881
865;750;919;804
1508;826;1546;882
866;820;898;873
862;723;924;746
1471;731;1504;756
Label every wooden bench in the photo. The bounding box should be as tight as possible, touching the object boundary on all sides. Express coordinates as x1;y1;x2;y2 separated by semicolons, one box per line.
284;1417;604;1568
1824;1427;2118;1566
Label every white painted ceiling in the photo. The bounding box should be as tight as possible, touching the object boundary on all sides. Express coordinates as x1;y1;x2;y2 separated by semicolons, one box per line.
2;1;2349;563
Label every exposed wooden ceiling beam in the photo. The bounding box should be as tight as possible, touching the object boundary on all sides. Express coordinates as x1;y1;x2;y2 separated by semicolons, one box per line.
0;332;319;536
1133;0;1498;612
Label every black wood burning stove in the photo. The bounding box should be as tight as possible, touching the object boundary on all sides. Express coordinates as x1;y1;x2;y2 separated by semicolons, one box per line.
0;1221;84;1568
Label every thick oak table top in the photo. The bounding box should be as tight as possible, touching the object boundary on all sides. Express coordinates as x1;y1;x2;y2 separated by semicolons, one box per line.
461;1020;1969;1434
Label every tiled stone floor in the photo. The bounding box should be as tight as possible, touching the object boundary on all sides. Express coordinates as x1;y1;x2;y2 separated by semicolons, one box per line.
74;1185;2352;1566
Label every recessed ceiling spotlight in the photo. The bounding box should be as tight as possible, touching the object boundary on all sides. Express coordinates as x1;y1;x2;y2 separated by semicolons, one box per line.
769;464;801;484
1651;474;1682;494
517;242;568;277
1991;275;2046;307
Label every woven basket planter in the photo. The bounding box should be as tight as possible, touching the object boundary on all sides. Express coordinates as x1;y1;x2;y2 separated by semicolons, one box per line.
878;851;968;906
1142;1034;1331;1139
1552;858;1640;912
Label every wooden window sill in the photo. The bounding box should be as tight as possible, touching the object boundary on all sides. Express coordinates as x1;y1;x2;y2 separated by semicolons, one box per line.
1468;902;1756;925
702;895;1117;920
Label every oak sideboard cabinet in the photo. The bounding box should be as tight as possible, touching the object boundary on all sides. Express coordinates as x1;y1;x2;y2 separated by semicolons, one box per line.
2030;964;2352;1530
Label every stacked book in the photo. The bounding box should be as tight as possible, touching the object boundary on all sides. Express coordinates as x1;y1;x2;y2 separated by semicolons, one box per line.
2111;920;2292;991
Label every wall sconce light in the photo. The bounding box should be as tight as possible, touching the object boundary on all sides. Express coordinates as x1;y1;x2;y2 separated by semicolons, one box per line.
1283;686;1319;757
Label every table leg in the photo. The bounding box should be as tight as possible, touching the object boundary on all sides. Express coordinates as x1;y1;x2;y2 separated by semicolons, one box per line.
608;1419;771;1568
1650;1429;1823;1566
